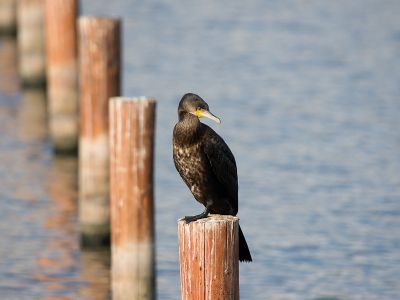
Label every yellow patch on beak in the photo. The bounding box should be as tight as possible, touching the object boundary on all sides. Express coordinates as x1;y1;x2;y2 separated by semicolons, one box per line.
194;108;221;124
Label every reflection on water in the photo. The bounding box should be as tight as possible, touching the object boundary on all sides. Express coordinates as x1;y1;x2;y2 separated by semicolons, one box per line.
36;154;80;300
0;36;110;299
0;36;19;93
79;248;111;300
18;88;47;140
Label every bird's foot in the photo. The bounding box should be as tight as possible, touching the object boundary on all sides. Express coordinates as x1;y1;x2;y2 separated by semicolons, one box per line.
183;207;210;224
183;214;208;224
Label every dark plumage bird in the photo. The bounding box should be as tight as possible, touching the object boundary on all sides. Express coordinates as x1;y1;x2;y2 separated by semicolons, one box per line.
173;93;252;262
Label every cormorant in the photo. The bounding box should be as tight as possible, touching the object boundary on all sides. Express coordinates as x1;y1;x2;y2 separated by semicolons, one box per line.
173;93;252;262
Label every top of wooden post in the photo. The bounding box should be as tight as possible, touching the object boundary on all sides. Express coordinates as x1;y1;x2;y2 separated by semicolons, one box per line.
78;15;120;23
109;96;156;104
178;215;239;225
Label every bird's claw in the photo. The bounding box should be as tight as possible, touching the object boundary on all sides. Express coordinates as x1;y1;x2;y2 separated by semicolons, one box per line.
183;215;200;224
183;213;209;224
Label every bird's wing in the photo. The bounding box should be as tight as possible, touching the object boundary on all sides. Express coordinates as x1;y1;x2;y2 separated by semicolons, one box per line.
203;128;239;213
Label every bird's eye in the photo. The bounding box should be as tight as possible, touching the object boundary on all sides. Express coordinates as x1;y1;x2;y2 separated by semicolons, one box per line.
197;107;201;111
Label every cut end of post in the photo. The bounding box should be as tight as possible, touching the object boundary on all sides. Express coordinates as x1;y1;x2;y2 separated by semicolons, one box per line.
178;214;239;225
78;15;121;23
109;96;157;105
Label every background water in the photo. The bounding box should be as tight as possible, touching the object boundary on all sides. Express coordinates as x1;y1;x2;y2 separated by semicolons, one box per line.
1;0;400;299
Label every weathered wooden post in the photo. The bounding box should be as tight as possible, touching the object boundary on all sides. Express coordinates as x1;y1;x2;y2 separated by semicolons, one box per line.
178;216;240;300
17;0;46;86
109;97;156;300
78;16;120;246
0;0;17;34
44;0;78;152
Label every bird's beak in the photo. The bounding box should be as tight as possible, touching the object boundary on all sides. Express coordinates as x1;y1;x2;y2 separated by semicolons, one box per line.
196;108;221;124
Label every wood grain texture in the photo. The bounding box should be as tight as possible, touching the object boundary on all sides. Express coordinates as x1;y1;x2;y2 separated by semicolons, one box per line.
109;97;156;300
179;216;239;300
78;16;120;245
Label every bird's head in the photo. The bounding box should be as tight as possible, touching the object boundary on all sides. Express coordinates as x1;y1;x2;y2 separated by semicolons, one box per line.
178;93;221;124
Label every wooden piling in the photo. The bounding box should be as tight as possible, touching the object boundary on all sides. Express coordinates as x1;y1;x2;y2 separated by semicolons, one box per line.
0;0;17;34
178;216;240;300
78;16;120;246
17;0;46;86
44;0;78;152
109;97;156;300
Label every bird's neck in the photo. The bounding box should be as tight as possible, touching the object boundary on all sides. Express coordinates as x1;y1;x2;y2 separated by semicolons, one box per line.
174;112;202;145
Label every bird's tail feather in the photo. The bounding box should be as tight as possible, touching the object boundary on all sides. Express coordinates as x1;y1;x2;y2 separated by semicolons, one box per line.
239;225;252;262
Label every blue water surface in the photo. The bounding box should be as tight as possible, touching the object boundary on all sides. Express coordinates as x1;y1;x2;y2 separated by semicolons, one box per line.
0;0;400;299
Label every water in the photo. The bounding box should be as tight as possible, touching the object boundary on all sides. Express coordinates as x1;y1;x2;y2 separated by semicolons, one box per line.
1;0;400;299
